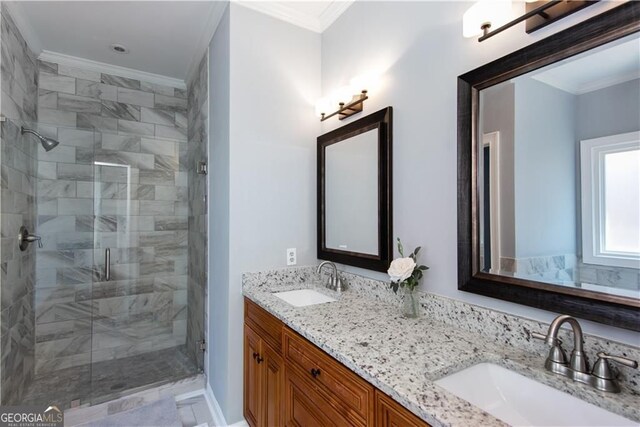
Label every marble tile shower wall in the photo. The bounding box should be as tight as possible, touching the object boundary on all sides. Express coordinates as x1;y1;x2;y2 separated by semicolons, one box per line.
0;4;39;404
34;58;190;374
505;254;577;285
186;54;207;369
576;262;640;292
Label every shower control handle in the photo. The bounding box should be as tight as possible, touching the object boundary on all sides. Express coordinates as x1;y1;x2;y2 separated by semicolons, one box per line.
105;248;111;281
18;226;43;251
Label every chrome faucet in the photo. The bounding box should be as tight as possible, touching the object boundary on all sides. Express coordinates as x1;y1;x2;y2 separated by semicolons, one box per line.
532;314;638;393
316;261;344;292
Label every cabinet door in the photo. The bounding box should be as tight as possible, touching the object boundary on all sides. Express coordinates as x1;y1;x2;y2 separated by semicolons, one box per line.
375;391;430;427
284;328;373;425
263;343;284;427
285;367;352;427
244;325;263;427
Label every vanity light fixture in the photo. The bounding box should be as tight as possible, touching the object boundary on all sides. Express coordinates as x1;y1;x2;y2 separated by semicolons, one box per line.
317;90;368;122
464;0;598;42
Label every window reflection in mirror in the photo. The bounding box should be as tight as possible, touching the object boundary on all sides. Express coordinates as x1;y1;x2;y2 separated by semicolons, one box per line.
477;32;640;300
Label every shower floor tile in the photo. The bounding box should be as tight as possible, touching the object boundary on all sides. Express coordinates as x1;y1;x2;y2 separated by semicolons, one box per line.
21;345;198;408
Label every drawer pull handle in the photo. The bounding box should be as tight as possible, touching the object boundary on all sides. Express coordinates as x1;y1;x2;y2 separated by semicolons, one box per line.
311;368;321;378
253;352;259;359
256;356;264;364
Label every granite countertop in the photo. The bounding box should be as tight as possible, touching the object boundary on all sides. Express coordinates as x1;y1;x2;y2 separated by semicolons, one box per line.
243;272;640;427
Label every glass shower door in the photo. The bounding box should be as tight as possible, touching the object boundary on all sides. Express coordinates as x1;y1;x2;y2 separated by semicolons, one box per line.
22;122;97;408
89;131;194;404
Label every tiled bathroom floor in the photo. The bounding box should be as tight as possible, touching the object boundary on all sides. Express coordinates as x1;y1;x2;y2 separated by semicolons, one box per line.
62;374;212;426
22;345;198;408
176;395;215;427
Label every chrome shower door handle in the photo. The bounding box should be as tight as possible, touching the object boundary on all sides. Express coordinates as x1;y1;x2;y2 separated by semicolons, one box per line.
105;248;111;281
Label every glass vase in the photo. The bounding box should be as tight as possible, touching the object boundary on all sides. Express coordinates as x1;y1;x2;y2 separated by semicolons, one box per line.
402;287;420;318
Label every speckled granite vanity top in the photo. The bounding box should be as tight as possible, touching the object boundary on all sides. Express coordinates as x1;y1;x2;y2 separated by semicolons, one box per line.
243;267;640;427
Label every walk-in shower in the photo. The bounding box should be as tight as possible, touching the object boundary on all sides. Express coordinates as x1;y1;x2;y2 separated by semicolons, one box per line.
21;126;60;152
0;2;209;409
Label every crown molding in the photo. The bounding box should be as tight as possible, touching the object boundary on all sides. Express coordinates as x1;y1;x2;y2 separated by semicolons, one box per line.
234;0;353;33
39;50;187;89
318;1;354;32
3;2;43;55
574;70;640;95
186;1;228;86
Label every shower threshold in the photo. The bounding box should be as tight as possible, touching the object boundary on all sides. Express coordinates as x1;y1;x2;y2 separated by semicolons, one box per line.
21;345;198;409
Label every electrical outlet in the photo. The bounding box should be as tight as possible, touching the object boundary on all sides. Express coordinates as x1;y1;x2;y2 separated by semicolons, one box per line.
287;248;297;266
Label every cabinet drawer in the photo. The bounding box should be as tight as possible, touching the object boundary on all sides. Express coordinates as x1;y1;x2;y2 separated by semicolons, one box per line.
283;327;374;425
245;298;283;354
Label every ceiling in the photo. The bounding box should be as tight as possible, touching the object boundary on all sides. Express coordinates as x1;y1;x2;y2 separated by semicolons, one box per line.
531;34;640;95
7;1;353;85
8;1;223;83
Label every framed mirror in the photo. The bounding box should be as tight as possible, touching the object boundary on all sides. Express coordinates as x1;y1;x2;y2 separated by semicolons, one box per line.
458;3;640;330
318;107;392;272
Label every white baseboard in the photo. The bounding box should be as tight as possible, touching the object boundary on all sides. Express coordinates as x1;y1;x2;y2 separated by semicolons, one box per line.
203;383;227;426
204;383;249;427
174;383;247;427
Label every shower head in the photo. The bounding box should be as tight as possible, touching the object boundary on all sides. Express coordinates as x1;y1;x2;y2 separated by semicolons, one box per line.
21;127;60;152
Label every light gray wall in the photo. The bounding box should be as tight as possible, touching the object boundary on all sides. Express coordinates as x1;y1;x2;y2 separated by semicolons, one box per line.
577;78;640;141
208;3;231;418
514;77;576;257
320;0;638;344
479;82;515;258
207;4;321;422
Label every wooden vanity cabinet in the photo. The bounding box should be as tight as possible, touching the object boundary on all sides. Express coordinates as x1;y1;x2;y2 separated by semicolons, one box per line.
244;300;284;427
375;391;430;427
244;297;429;427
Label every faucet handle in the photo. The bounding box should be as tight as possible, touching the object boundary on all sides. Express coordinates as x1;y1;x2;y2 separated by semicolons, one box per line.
591;352;637;392
531;331;562;346
596;352;638;369
531;331;548;341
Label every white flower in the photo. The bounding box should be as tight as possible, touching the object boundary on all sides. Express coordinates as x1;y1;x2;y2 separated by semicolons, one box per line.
388;257;416;283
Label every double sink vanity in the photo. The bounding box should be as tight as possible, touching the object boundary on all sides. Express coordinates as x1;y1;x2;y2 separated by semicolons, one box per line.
242;4;640;427
242;266;639;427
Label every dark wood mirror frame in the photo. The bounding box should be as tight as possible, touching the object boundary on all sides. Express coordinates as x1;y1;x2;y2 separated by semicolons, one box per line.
457;3;640;331
318;107;393;272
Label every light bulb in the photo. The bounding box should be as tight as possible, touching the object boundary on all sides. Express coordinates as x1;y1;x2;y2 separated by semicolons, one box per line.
332;85;354;106
349;73;378;93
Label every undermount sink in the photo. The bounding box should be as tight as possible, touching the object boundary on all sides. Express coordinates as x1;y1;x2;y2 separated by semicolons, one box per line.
434;363;636;427
273;289;337;307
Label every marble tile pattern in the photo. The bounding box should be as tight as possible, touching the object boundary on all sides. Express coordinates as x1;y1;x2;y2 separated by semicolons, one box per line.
22;345;197;409
0;4;39;405
186;53;208;371
33;57;191;375
242;266;640;426
499;254;577;285
63;373;205;426
176;394;214;427
0;4;38;124
576;261;640;292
